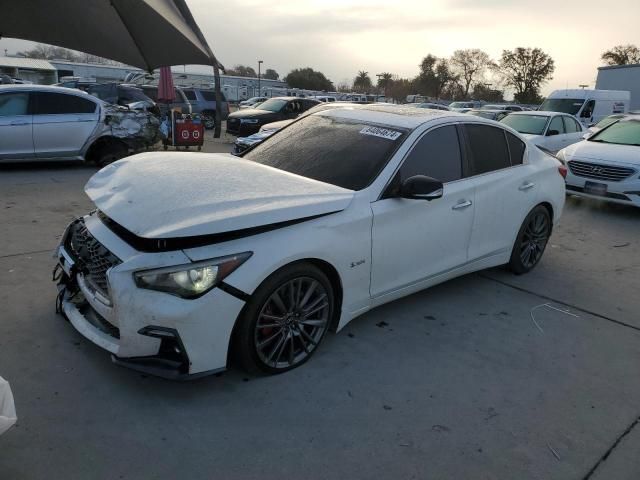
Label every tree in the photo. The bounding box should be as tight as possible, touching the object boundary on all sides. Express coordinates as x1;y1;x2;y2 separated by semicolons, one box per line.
20;44;80;61
335;80;352;93
284;68;334;91
450;49;493;98
415;55;458;99
263;68;279;80
226;65;258;77
353;71;372;93
601;44;640;66
376;72;393;96
497;47;555;104
471;83;504;102
387;77;414;103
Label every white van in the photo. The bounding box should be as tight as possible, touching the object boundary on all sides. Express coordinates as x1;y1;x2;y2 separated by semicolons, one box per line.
539;89;630;127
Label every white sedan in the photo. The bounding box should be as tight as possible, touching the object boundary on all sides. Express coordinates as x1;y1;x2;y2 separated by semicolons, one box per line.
54;106;565;378
559;115;640;207
500;111;585;154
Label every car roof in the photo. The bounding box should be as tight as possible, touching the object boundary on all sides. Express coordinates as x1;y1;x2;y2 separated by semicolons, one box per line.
0;84;93;96
507;111;565;117
313;104;478;129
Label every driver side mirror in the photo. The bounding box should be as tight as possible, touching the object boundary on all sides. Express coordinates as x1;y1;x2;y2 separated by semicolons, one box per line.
547;129;560;136
399;175;443;201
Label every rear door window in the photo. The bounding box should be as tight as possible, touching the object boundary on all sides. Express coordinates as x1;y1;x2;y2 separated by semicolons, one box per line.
400;125;463;183
182;89;197;101
506;131;526;165
0;92;29;116
32;92;97;114
465;124;511;175
201;90;226;102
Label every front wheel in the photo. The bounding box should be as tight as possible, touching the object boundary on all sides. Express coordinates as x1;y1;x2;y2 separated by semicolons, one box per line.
508;205;552;274
233;263;334;374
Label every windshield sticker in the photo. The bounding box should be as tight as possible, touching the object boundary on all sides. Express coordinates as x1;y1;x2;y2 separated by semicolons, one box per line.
360;126;402;140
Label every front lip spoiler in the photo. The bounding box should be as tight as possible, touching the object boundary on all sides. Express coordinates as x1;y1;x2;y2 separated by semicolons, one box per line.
96;210;341;253
110;355;225;381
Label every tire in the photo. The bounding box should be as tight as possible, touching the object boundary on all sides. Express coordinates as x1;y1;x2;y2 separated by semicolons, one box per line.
203;112;216;130
95;141;128;167
233;263;335;374
508;205;552;274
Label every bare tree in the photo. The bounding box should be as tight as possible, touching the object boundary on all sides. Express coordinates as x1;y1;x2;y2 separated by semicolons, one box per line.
450;49;493;98
601;44;640;66
335;80;352;93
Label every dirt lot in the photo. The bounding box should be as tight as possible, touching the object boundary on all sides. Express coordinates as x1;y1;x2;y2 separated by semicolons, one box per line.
1;141;639;479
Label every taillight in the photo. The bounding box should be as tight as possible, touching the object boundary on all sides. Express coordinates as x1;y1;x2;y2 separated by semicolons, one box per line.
558;165;567;178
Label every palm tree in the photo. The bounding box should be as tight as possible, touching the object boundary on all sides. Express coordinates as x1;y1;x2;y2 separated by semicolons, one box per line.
353;70;372;93
377;72;394;97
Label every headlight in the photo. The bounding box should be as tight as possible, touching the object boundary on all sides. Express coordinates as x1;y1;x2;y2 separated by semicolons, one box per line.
134;252;252;299
556;150;566;164
240;118;260;124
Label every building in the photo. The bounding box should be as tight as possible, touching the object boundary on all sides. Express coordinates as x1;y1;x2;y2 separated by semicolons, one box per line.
44;58;288;101
0;56;57;84
596;64;640;111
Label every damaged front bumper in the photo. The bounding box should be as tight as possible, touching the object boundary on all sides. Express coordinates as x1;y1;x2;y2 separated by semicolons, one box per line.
54;214;246;380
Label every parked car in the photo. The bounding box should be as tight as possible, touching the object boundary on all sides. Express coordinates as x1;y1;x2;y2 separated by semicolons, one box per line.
181;87;230;129
539;89;630;127
558;115;640;207
54;105;565;378
585;113;627;136
482;104;525;111
85;83;157;112
239;96;268;109
311;96;337;103
0;85;160;165
412;103;450;111
500;111;585;154
137;84;192;114
468;109;510;121
448;101;480;112
232;102;358;155
226;97;321;136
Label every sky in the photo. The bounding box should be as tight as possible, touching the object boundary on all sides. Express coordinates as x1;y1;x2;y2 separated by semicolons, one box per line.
1;0;639;97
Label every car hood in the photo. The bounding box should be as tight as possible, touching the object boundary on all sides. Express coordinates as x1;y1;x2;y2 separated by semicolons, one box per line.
228;109;279;119
520;133;544;143
85;152;354;239
562;141;640;166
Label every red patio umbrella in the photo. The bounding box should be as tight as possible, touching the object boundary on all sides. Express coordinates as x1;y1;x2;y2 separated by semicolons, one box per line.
157;66;176;104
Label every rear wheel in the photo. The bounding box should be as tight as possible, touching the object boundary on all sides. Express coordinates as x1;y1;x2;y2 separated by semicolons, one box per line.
233;263;334;374
508;205;552;274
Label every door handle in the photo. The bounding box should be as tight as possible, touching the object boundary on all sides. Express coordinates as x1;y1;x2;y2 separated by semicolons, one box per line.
452;200;472;210
519;182;535;191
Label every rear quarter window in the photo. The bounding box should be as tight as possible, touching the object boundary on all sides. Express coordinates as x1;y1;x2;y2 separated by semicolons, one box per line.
506;131;526;165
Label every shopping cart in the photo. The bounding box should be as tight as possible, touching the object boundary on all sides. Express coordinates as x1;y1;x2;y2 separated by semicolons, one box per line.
162;110;205;151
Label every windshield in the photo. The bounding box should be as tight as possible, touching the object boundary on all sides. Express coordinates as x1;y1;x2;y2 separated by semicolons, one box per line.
244;115;408;190
256;99;287;112
449;102;471;108
588;119;640;146
539;98;584;115
500;114;549;135
594;114;625;129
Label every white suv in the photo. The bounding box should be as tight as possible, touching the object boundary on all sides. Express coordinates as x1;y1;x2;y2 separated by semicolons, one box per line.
0;85;159;165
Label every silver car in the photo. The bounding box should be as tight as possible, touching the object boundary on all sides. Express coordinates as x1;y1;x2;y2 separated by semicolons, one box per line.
0;85;159;165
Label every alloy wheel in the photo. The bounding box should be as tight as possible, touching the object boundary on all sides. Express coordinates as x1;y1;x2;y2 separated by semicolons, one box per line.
519;210;550;269
254;276;330;370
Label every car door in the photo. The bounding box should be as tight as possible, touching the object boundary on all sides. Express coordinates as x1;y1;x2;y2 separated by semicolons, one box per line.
0;91;34;160
32;91;99;159
464;123;537;261
370;124;475;297
542;115;566;153
562;115;585;146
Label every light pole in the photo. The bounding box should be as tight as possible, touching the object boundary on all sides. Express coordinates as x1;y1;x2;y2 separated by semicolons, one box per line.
258;60;263;97
579;84;589;89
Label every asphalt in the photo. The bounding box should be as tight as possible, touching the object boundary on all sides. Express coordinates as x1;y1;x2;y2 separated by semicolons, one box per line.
1;143;639;479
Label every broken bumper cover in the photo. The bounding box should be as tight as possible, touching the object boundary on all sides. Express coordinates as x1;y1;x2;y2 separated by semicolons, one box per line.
55;216;247;379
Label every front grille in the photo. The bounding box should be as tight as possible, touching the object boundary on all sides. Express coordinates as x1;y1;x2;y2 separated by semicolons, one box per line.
226;118;240;133
568;160;635;182
66;218;121;299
